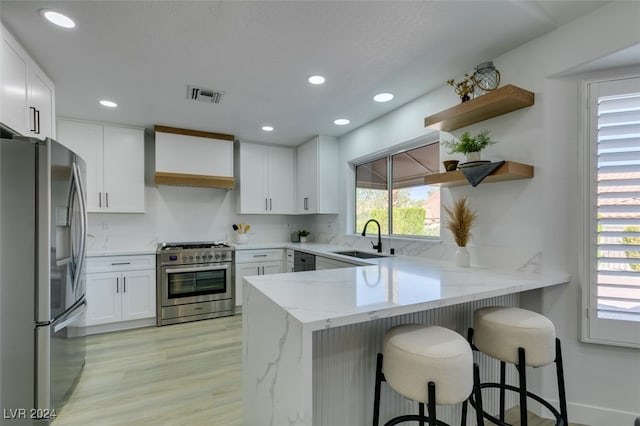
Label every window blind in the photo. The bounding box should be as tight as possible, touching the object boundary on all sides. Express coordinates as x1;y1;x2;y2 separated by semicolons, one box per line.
596;91;640;322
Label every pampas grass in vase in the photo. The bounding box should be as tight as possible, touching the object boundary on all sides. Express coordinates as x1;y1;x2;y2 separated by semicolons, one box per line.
443;197;478;266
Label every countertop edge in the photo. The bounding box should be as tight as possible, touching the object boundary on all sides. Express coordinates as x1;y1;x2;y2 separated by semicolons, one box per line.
87;249;157;257
296;275;570;332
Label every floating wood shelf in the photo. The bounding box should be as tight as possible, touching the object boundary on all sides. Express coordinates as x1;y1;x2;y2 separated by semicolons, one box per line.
424;85;534;131
424;161;533;187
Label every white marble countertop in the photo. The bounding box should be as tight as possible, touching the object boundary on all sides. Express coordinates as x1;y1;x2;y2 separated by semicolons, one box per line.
243;246;570;332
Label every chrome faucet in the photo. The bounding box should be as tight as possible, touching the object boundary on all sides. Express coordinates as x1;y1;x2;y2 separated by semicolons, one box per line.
361;219;382;253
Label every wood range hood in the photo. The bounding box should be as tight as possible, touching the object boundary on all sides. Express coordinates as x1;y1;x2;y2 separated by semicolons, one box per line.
154;125;235;190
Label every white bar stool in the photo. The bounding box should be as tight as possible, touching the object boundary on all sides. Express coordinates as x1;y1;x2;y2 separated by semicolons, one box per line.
373;324;484;426
468;307;568;426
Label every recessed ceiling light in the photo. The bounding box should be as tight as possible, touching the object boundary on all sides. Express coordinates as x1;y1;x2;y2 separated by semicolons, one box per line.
373;92;394;103
99;100;117;108
262;126;274;132
334;118;350;126
39;9;76;29
308;75;326;85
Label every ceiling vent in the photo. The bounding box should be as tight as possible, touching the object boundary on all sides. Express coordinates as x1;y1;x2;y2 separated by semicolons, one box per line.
187;85;225;104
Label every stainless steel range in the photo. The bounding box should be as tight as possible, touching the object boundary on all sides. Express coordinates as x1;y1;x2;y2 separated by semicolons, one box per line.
156;241;235;326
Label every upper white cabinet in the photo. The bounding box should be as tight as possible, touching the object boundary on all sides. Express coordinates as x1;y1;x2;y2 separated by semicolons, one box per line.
296;135;339;214
57;119;145;213
154;125;235;189
237;142;295;214
1;24;55;138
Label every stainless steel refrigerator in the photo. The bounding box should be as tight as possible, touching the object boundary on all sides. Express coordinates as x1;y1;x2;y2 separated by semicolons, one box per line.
1;127;87;424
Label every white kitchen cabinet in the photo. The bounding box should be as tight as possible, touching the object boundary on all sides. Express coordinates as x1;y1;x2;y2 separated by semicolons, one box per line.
57;119;145;213
85;255;156;330
296;136;339;214
286;249;294;273
235;249;284;307
238;142;295;214
1;24;55;138
85;272;121;325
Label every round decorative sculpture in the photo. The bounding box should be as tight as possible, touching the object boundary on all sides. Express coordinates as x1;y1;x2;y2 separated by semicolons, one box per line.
472;61;500;91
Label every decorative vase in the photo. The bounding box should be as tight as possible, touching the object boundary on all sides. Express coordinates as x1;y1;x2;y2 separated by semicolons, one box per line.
443;160;460;172
455;246;470;267
299;236;308;243
466;151;481;162
236;233;248;244
460;94;471;103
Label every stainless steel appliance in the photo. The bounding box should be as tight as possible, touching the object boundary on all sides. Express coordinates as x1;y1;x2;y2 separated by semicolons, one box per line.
294;251;315;272
156;242;234;326
0;127;88;424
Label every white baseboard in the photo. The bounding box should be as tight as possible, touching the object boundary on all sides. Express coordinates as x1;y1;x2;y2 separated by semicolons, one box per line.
535;399;639;426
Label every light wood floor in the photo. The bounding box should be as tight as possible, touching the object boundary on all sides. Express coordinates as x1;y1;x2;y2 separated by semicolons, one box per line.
53;315;580;426
53;315;242;426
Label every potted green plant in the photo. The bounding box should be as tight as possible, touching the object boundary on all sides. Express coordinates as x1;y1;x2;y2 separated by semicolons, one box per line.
297;229;310;243
441;130;496;162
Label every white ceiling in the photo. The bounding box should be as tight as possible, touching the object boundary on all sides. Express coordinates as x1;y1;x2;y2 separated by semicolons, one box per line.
1;1;608;146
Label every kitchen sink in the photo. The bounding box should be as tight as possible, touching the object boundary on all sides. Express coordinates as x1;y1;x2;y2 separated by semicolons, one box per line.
331;250;388;259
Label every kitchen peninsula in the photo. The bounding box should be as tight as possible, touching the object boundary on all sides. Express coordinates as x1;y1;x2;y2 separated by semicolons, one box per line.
242;248;569;426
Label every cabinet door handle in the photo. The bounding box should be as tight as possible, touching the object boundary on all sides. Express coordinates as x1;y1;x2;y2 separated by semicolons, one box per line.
29;107;37;132
123;276;126;293
261;266;265;274
106;192;109;208
269;198;272;211
99;192;102;208
265;198;268;211
116;277;119;293
257;267;260;274
35;109;40;134
253;254;268;258
111;262;131;266
304;197;309;210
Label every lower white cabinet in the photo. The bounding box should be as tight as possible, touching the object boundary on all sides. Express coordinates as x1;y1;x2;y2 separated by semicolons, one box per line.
235;249;284;307
286;249;294;273
85;255;156;330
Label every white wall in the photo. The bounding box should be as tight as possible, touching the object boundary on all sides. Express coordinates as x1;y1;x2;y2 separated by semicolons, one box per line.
86;133;308;253
330;2;640;424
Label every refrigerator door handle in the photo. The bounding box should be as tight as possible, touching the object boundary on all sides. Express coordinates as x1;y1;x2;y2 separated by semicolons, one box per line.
54;301;87;333
71;162;88;293
66;166;79;290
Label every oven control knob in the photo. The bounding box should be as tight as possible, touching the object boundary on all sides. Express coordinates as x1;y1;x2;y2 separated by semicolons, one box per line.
189;256;194;261
214;253;221;260
208;255;213;260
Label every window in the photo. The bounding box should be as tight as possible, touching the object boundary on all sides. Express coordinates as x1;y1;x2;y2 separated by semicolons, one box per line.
355;142;440;237
583;75;640;347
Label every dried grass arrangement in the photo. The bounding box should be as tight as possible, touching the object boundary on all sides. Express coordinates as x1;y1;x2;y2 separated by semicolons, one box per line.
443;197;478;247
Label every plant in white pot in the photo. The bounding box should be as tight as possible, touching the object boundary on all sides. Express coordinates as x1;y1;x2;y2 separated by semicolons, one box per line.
443;197;477;267
442;130;496;163
297;229;310;243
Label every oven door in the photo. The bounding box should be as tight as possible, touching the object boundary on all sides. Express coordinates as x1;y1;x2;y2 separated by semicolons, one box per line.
161;263;231;306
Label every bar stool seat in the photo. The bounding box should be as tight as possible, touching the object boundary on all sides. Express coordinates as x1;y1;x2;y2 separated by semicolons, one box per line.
474;307;556;367
373;324;484;426
469;307;568;426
